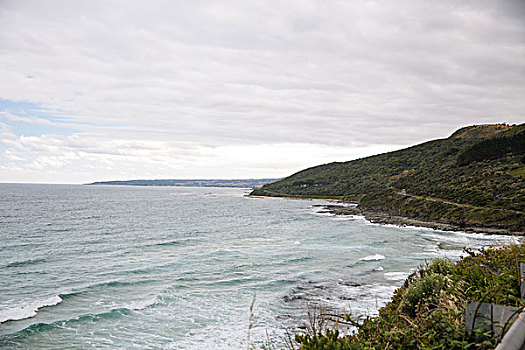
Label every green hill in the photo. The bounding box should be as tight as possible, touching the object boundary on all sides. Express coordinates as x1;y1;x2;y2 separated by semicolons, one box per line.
251;123;525;233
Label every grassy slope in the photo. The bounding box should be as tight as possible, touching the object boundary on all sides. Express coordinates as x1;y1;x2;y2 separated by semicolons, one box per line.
252;124;525;232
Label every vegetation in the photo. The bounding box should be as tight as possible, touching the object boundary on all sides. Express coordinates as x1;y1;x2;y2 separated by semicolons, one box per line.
457;125;525;166
251;124;525;232
508;166;525;179
294;243;525;349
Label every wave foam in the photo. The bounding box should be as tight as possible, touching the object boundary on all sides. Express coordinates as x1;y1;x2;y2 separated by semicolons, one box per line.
0;295;62;323
384;272;410;281
359;254;385;261
126;297;159;311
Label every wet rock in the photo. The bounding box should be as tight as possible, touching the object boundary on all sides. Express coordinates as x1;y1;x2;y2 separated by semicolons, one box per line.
338;281;361;287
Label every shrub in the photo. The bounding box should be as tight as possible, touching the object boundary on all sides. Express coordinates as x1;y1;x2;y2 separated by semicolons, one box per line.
427;258;454;276
399;273;447;317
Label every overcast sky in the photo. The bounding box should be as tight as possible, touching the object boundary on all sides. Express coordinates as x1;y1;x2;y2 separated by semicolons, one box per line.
1;0;524;183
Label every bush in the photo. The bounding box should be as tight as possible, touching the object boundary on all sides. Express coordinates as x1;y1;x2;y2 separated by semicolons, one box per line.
428;258;454;276
399;273;447;317
295;330;357;350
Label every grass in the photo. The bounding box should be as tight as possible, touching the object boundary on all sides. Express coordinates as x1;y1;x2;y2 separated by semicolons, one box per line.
508;166;525;178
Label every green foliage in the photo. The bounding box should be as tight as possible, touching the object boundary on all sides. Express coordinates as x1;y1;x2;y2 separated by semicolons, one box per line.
457;127;525;166
295;330;357;350
399;273;447;317
359;189;525;231
427;258;454;276
292;243;525;350
251;124;525;232
453;244;525;304
508;166;525;179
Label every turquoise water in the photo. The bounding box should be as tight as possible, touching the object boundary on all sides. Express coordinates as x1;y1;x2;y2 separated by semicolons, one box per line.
0;184;518;349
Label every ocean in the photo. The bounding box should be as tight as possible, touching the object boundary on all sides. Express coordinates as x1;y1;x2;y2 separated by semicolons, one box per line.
0;184;518;349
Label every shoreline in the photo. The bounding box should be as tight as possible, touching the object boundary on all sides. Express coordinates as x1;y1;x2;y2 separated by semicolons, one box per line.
317;204;524;236
247;195;523;236
245;194;345;203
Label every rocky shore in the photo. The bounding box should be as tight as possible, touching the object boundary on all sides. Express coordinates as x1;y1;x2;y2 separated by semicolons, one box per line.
316;204;524;236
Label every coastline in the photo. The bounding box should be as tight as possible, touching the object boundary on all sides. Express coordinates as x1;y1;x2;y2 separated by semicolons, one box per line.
317;204;524;236
246;195;523;236
245;194;345;202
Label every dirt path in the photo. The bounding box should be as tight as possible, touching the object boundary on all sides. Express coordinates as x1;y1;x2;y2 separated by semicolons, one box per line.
401;191;523;214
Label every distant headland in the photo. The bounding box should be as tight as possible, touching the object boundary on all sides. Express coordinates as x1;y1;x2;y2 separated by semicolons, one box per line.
86;178;280;188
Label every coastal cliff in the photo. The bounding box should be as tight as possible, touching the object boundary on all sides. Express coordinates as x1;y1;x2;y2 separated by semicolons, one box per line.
251;123;525;234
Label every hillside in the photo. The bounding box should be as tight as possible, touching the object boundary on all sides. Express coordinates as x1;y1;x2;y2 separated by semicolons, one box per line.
251;124;525;233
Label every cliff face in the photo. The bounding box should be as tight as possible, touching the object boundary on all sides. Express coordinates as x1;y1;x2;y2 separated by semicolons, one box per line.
252;124;525;233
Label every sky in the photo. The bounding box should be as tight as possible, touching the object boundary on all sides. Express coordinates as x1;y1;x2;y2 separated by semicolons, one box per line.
1;0;524;184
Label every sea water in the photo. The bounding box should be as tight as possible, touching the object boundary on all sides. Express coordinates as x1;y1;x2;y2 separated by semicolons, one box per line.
0;184;519;349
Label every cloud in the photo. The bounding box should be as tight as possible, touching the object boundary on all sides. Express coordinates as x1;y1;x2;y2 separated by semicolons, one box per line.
0;123;406;183
0;0;524;182
1;111;56;126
